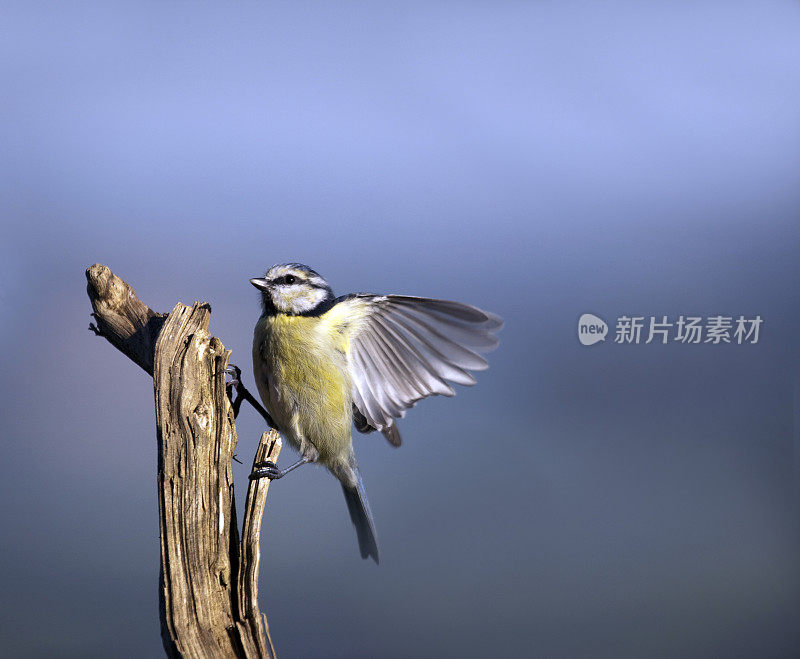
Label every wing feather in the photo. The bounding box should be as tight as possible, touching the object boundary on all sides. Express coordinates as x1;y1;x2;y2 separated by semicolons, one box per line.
368;310;455;400
384;306;488;371
379;313;477;386
323;294;502;432
361;325;423;405
369;317;436;399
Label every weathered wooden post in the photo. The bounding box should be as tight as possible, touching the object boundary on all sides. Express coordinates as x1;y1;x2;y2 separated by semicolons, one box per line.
86;264;279;658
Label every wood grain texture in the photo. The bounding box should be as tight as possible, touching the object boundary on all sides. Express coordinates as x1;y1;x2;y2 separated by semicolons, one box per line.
86;263;166;375
87;265;277;658
238;431;282;658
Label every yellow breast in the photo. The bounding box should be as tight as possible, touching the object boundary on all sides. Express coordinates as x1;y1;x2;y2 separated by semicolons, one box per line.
254;313;352;461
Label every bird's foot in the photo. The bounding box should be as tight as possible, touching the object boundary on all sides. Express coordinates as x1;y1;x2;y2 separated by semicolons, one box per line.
226;364;242;390
225;364;245;418
250;460;283;480
249;456;309;481
225;363;276;427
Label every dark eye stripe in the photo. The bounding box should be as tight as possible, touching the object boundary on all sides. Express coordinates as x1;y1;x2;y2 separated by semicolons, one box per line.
270;273;333;292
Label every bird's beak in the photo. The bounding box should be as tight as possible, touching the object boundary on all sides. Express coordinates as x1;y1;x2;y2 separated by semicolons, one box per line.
250;278;270;292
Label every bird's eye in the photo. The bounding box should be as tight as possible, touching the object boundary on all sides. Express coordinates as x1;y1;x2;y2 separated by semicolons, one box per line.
284;275;296;285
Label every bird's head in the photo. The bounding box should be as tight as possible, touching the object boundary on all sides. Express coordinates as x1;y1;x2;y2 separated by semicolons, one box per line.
250;263;335;316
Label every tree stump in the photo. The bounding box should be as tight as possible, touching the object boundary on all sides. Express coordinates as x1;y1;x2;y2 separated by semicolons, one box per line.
86;264;279;658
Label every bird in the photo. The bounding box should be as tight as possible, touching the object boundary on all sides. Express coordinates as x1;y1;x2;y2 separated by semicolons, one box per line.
249;263;502;564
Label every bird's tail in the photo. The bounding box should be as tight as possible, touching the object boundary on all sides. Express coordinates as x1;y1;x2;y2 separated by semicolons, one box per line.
341;465;380;564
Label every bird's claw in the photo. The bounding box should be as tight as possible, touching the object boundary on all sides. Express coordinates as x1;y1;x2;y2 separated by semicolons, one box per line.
226;364;246;418
226;364;242;388
224;363;277;426
250;460;283;480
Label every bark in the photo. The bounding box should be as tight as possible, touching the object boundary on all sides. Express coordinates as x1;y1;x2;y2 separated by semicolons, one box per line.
86;264;278;658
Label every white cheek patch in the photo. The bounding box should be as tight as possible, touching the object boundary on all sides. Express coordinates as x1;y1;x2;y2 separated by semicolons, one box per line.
279;285;328;314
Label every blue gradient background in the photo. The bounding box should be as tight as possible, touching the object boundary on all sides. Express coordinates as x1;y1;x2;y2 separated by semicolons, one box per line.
2;2;799;657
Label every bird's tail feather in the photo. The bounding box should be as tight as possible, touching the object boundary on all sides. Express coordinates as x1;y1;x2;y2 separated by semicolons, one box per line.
341;466;379;564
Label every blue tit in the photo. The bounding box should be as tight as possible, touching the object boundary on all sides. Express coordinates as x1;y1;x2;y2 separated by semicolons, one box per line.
250;263;502;564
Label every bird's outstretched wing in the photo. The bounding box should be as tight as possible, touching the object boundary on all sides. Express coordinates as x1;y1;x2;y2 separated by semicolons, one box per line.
322;294;503;440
